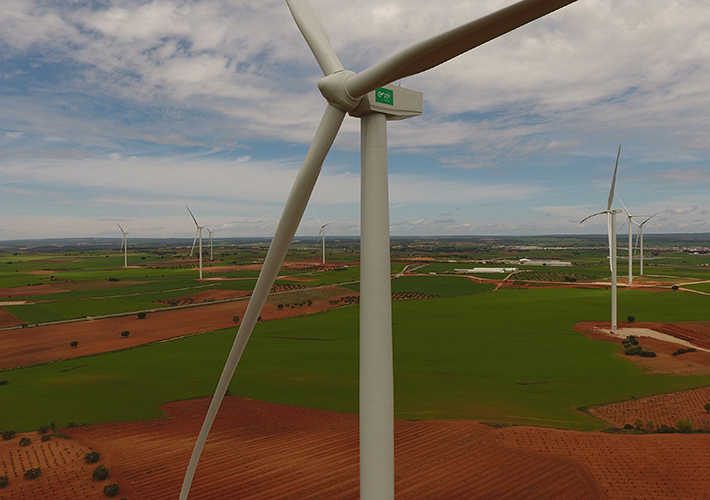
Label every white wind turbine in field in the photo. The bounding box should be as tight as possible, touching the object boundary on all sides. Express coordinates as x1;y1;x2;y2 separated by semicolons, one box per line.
315;215;329;264
187;205;204;280
117;223;128;268
616;196;654;286
180;1;579;498
206;227;214;261
581;145;622;331
634;213;657;276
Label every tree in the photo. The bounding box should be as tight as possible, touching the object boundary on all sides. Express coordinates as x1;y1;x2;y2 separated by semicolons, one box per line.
19;437;31;446
0;475;8;488
37;424;50;434
676;419;694;433
2;430;15;440
137;312;147;319
84;451;102;463
92;465;109;481
627;315;635;323
70;341;79;348
103;483;120;497
633;418;643;430
121;331;130;337
232;315;240;324
23;468;41;479
704;403;710;414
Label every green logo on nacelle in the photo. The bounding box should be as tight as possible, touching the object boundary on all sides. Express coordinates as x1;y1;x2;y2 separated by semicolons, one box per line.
375;88;394;106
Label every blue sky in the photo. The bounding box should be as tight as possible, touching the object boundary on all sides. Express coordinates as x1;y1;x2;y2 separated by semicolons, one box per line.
1;0;709;240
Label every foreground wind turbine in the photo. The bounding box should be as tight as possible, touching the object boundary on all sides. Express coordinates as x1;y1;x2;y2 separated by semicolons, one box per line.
616;197;654;286
315;215;329;264
634;213;657;276
117;223;128;268
186;205;203;280
180;1;579;498
581;145;622;331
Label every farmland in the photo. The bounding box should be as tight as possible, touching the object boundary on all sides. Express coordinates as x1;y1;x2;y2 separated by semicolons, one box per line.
1;235;710;498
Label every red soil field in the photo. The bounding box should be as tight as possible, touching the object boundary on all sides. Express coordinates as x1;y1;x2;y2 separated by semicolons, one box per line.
0;308;25;328
52;397;603;500
0;289;357;370
0;284;68;298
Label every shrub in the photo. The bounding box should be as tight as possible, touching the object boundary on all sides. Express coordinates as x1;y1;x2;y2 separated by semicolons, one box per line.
41;434;52;442
108;277;119;282
646;420;655;431
639;350;657;358
627;336;639;346
19;437;31;446
70;341;79;348
37;424;50;434
677;419;694;433
623;423;634;430
93;465;110;481
657;424;676;434
705;403;710;414
672;285;680;290
0;475;8;488
232;315;240;324
84;451;102;463
121;331;130;337
67;421;78;428
2;430;16;440
23;468;41;479
137;312;147;320
627;315;636;323
103;483;120;497
0;380;8;386
277;304;283;309
633;419;643;430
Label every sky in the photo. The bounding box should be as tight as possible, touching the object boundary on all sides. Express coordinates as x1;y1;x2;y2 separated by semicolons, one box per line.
1;0;709;240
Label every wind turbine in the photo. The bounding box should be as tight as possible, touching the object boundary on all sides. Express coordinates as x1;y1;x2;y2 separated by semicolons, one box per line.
206;227;214;261
187;205;203;280
581;145;622;331
634;213;657;276
315;214;329;264
117;223;128;268
616;196;654;286
180;1;579;499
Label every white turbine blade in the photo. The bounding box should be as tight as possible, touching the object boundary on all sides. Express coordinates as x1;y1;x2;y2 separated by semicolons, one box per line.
617;218;627;233
580;210;605;225
634;227;641;253
640;213;657;226
117;223;125;233
186;205;200;227
179;103;346;500
313;213;323;227
190;229;198;256
346;0;577;98
607;212;614;272
616;194;630;217
286;0;344;76
607;145;621;211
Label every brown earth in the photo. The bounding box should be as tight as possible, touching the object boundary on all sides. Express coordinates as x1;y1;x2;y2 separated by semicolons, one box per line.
8;395;710;500
40;397;604;500
0;284;69;298
0;288;358;370
155;289;251;306
0;308;25;328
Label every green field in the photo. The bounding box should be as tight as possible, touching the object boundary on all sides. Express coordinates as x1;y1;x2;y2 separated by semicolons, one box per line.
2;285;710;432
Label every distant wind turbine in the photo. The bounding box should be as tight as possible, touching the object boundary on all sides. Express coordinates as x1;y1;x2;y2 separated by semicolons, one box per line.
187;205;203;280
314;215;329;264
616;197;654;285
117;223;128;268
581;145;622;331
206;227;214;261
180;0;580;499
634;214;657;276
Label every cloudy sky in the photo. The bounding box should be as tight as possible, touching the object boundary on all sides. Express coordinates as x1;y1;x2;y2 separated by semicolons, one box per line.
1;0;709;240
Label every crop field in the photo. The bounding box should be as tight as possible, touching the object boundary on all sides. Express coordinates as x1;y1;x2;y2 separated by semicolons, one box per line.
1;238;709;440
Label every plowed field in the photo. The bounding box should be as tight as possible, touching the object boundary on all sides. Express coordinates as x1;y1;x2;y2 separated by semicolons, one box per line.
0;308;24;328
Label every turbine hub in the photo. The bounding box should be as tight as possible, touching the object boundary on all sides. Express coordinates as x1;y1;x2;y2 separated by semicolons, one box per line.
317;70;361;112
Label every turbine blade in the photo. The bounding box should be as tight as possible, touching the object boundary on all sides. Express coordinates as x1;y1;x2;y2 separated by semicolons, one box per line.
286;0;344;76
187;205;199;227
190;230;198;256
346;0;577;98
117;223;124;233
640;213;657;226
179;103;346;500
580;210;606;225
634;226;641;253
616;194;630;216
607;145;621;211
617;218;627;233
607;212;614;272
313;213;323;226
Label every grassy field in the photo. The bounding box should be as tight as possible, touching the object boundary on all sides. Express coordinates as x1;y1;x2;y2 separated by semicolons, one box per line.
2;285;709;432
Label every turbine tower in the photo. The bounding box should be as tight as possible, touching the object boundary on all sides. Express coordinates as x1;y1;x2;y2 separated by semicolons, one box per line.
315;215;329;264
180;1;579;499
187;205;203;280
634;213;657;276
117;223;128;268
581;145;622;331
206;227;214;261
616;197;654;286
